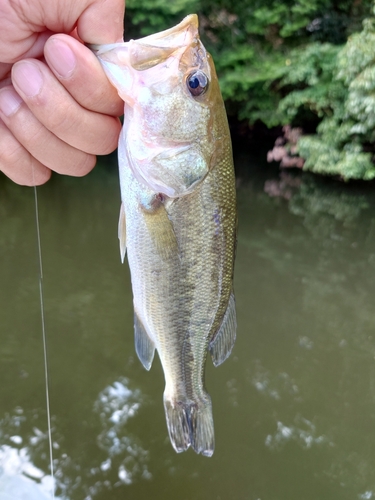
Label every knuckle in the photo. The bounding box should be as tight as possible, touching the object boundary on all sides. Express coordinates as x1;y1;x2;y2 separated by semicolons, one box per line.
72;154;96;177
0;138;23;167
32;167;52;186
46;102;75;136
22;121;46;147
20;167;51;187
94;119;121;155
0;120;51;186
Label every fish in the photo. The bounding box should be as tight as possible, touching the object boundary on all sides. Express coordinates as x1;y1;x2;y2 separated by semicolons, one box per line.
90;14;237;456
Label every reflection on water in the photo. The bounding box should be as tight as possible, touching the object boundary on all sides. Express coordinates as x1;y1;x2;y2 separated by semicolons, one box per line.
94;378;151;487
0;378;149;499
0;444;57;500
0;408;58;499
2;155;375;498
264;416;329;451
236;163;375;499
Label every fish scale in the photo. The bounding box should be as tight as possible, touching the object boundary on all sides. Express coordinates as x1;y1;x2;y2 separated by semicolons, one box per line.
91;14;237;456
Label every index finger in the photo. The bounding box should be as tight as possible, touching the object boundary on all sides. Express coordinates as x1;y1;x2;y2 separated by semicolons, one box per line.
44;35;124;116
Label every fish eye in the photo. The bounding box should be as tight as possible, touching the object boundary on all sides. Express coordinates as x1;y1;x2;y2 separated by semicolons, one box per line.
186;71;208;97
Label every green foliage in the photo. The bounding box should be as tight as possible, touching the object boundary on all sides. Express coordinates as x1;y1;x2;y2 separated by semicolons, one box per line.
340;19;375;142
277;43;345;124
283;14;375;180
298;137;375;180
336;18;375;83
197;0;371;126
125;0;199;36
215;48;286;126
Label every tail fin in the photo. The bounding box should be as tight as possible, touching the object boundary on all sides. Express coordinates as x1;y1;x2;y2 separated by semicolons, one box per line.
163;393;215;457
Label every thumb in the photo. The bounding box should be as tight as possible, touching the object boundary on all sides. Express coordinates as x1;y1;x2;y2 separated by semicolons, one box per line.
0;0;125;63
76;0;125;44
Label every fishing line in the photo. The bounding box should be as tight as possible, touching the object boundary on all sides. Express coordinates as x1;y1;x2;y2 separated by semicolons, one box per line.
33;183;55;499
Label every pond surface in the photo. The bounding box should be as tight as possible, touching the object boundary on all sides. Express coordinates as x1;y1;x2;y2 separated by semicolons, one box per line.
1;150;375;500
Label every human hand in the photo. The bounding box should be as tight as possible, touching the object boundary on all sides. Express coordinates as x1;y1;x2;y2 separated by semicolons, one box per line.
0;0;125;186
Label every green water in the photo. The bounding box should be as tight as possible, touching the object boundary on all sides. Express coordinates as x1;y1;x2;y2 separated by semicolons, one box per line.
1;152;375;499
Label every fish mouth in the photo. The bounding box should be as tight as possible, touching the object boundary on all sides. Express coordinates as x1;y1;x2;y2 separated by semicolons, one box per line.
128;15;199;71
89;14;199;71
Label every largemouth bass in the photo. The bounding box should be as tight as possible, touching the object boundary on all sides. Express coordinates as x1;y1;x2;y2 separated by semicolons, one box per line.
91;14;237;456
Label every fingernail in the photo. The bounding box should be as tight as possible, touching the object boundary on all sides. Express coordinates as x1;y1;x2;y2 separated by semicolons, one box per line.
0;88;23;116
45;39;76;78
12;61;43;97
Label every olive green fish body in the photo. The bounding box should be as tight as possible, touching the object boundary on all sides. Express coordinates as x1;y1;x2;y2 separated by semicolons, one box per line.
92;14;237;456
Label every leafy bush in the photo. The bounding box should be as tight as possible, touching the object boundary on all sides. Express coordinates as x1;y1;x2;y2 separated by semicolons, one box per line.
282;16;375;180
125;0;199;37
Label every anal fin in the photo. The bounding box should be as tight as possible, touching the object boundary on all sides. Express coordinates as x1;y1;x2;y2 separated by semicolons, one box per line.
209;292;237;367
118;203;127;263
134;312;155;371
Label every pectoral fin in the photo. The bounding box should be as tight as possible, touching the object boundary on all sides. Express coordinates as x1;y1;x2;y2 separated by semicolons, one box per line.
118;203;127;263
142;200;178;261
134;312;155;371
209;293;237;367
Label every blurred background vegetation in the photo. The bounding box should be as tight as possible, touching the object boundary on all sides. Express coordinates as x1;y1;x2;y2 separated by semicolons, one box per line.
125;0;375;181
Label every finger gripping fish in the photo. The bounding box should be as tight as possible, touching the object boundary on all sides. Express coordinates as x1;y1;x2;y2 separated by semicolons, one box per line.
91;14;237;456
